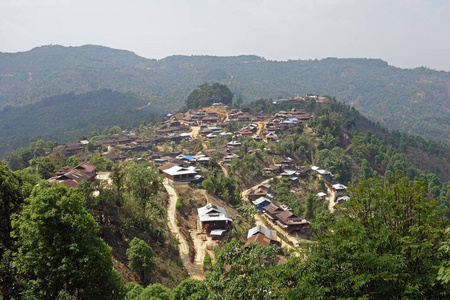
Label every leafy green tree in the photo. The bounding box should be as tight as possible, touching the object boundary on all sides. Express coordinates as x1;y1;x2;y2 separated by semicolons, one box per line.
185;83;233;109
0;163;25;300
292;176;450;299
90;152;114;171
126;237;156;284
138;283;171;300
126;165;164;211
206;239;279;299
12;183;124;299
172;279;209;300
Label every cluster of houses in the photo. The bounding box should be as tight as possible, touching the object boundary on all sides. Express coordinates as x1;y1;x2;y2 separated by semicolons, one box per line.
246;184;310;234
196;202;281;248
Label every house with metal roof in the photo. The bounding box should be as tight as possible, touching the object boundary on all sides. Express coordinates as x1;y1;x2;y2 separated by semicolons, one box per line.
198;203;233;237
161;165;199;182
252;196;272;212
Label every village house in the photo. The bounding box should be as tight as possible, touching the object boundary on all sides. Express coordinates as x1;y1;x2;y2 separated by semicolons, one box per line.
336;195;350;205
252;196;272;212
227;140;242;148
276;210;310;234
333;183;348;195
198;203;233;238
247;188;268;201
265;132;279;141
47;162;97;188
316;192;327;202
223;153;239;163
312;166;334;182
264;164;283;175
239;129;253;136
244;225;280;248
161;165;200;182
64;142;85;156
263;203;285;223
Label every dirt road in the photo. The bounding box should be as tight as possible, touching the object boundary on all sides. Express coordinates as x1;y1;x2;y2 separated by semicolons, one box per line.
218;161;229;177
163;179;205;280
327;186;337;213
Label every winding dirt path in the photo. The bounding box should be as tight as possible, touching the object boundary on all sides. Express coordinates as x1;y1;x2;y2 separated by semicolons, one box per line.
163;179;205;280
218;161;229;177
327;186;337;213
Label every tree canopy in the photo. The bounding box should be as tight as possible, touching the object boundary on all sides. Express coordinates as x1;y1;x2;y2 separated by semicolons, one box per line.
185;83;234;109
292;176;450;298
12;183;124;299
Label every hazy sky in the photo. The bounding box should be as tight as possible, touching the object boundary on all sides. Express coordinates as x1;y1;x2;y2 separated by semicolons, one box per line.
1;0;450;71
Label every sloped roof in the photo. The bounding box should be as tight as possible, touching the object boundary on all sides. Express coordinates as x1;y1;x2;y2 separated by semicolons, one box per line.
247;225;277;240
198;203;233;222
264;203;284;215
244;233;272;247
252;197;272;206
277;210;309;225
75;162;97;173
163;165;198;176
333;183;348;190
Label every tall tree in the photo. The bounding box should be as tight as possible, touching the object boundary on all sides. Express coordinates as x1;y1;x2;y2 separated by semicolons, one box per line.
126;237;156;284
12;183;124;299
0;163;25;300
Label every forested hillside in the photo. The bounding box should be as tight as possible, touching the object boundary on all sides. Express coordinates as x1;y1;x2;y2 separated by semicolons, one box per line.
1;45;449;143
0;89;163;157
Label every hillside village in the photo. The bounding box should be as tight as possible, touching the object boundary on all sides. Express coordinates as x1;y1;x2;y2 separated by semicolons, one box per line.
43;96;357;276
3;93;450;298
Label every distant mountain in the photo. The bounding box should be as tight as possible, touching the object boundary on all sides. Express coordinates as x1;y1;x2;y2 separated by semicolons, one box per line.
1;45;449;143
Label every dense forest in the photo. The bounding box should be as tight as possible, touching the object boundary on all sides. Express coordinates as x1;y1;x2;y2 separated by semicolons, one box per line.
1;45;449;143
1;95;449;299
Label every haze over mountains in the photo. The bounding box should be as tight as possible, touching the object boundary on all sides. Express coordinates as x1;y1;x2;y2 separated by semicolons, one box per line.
1;44;449;146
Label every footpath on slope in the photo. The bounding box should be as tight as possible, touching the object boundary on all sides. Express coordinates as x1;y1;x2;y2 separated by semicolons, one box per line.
163;179;205;280
326;186;337;213
218;161;229;177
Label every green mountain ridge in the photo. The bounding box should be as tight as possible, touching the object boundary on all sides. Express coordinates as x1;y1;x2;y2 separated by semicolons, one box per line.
1;45;449;143
0;89;163;156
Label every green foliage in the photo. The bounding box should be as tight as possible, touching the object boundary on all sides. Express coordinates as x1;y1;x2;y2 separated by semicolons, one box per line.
138;283;171;300
293;176;450;298
0;89;161;157
185;83;234;109
12;183;124;299
317;147;351;183
206;239;280;299
127;237;156;283
0;163;25;299
171;278;209;300
89;152;114;171
202;160;241;205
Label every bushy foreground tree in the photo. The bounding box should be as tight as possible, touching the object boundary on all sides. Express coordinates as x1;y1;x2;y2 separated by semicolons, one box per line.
292;176;450;298
127;237;156;284
0;163;25;299
12;183;124;299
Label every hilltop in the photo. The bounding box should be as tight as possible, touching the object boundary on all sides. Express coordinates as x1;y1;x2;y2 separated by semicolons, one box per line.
0;45;449;143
